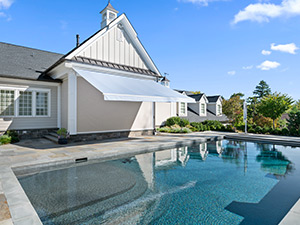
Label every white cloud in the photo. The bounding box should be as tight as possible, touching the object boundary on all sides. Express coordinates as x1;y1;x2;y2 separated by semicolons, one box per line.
227;70;236;76
232;0;300;24
257;60;280;70
0;0;13;9
178;0;229;7
262;50;272;55
242;65;253;70
271;43;299;54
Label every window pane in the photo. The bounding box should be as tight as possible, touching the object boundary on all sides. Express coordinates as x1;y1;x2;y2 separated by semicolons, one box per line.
180;103;186;114
0;90;15;116
36;92;48;116
19;91;32;116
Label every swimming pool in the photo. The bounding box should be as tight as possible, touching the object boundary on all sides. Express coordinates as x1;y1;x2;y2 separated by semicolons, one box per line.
18;140;300;224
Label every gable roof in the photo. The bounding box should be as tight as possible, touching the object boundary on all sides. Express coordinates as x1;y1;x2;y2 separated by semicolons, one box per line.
44;14;162;78
188;93;205;102
207;95;222;103
0;42;63;82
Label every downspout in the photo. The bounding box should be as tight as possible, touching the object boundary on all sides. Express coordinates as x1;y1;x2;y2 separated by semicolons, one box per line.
153;76;160;135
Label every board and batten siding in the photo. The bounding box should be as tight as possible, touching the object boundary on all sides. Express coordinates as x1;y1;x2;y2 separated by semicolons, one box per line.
77;26;148;70
0;80;58;130
77;77;153;133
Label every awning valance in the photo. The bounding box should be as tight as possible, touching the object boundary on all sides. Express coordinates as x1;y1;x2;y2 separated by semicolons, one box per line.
74;68;195;103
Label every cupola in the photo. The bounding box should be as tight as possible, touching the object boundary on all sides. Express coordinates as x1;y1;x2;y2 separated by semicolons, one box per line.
100;1;119;29
161;76;170;88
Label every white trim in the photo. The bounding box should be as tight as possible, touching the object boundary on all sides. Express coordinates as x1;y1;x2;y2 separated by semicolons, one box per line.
76;128;153;135
68;71;77;135
57;84;61;128
0;85;28;91
0;77;60;87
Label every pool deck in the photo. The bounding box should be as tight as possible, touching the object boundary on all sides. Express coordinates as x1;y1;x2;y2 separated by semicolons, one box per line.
1;131;300;224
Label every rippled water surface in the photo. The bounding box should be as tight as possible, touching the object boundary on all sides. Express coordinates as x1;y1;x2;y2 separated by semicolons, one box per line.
18;140;300;225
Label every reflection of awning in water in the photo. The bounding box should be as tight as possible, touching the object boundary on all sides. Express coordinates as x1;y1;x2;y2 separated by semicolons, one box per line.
74;68;195;103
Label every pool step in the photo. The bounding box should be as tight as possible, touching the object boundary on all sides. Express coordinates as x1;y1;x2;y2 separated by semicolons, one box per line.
43;132;58;144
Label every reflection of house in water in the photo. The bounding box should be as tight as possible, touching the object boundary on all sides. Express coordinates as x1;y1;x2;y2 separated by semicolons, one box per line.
136;153;155;190
154;147;189;168
207;141;223;156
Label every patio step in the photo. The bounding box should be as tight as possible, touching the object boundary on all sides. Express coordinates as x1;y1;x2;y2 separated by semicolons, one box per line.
43;134;58;144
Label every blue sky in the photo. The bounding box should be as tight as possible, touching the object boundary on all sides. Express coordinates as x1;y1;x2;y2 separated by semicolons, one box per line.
0;0;300;100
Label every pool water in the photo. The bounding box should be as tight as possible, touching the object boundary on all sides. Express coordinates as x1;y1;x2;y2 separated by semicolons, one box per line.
18;140;300;225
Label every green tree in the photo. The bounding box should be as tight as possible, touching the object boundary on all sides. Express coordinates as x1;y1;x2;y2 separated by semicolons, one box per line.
257;93;293;129
230;93;245;98
253;80;271;99
287;108;300;133
294;100;300;110
223;95;244;126
192;91;201;94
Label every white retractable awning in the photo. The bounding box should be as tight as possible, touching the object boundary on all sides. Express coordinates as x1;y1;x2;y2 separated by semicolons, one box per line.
74;68;195;103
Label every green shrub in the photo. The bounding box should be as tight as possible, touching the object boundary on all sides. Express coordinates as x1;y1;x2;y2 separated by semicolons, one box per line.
165;117;181;127
0;135;11;145
255;126;263;134
248;128;255;133
262;126;271;134
179;118;190;127
281;127;289;136
181;127;192;133
6;130;19;143
226;125;234;132
190;122;200;131
157;127;171;133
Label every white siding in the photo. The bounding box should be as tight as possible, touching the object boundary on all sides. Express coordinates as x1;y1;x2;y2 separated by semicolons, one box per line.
0;80;58;130
77;26;148;70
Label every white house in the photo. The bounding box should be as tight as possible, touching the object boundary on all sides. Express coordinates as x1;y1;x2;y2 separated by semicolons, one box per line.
188;94;209;117
0;3;194;140
207;95;223;116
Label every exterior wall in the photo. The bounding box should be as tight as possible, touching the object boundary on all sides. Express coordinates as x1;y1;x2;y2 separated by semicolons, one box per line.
155;102;177;127
77;26;148;70
77;77;153;133
0;79;58;131
61;79;68;129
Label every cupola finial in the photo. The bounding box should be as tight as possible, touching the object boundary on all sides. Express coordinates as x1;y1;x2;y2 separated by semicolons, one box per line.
100;1;119;29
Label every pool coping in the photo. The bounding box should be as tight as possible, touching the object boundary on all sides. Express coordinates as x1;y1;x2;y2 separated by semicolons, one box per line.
0;134;221;225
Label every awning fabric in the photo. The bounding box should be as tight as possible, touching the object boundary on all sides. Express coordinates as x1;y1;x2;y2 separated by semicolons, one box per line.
74;68;195;103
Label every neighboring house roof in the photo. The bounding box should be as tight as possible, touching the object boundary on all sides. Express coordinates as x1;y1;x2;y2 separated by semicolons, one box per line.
72;56;158;77
0;42;63;82
188;94;205;102
186;107;229;123
174;89;194;95
207;95;222;103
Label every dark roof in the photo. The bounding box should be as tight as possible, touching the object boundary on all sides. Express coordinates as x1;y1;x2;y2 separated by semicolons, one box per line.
174;89;194;95
185;107;229;123
207;95;221;103
0;42;63;82
188;94;205;102
161;76;170;82
72;56;159;77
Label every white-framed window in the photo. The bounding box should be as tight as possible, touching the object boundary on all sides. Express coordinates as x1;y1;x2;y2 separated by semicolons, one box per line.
0;86;50;118
180;102;186;115
217;105;222;115
36;92;49;116
0;90;15;116
19;91;32;116
201;103;205;114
